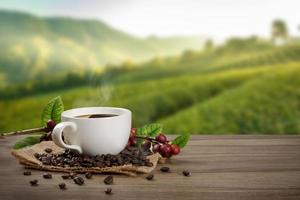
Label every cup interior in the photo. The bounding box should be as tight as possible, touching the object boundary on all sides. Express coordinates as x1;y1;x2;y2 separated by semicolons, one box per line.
62;107;130;119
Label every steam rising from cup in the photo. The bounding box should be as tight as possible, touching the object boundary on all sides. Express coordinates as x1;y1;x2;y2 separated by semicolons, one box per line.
72;70;114;108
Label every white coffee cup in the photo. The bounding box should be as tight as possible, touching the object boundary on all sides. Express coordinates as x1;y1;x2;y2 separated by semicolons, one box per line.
52;107;131;156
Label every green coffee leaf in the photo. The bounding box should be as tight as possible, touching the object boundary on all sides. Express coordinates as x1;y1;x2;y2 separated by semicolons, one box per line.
136;123;163;137
136;123;163;146
41;96;64;126
13;135;41;150
172;133;190;148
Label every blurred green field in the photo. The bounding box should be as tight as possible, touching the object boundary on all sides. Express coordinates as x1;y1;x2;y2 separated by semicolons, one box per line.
1;38;300;134
0;10;205;86
161;64;300;134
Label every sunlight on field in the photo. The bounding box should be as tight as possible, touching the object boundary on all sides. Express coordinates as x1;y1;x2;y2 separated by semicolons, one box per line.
0;9;300;134
32;36;50;72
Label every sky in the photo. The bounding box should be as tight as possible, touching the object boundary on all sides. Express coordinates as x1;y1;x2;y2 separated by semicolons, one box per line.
0;0;299;41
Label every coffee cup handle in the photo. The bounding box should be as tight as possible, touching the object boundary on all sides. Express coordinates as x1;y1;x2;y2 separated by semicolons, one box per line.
52;122;82;154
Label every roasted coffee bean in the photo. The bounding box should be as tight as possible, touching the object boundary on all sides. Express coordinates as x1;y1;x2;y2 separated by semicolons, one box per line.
96;162;105;168
58;183;66;190
73;176;84;185
43;173;52;179
23;171;31;176
104;175;113;185
29;179;38;186
104;160;112;167
85;172;92;179
105;188;112;195
146;174;154;180
61;174;70;179
81;162;93;167
160;166;170;172
69;172;77;179
34;146;154;168
34;153;40;159
45;148;53;153
41;156;51;165
63;158;72;164
182;170;191;177
116;157;123;165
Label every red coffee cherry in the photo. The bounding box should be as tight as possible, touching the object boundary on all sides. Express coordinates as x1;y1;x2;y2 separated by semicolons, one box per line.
131;139;137;146
159;144;172;158
126;141;131;148
155;134;167;143
152;144;160;153
129;135;135;142
46;119;56;130
171;144;180;155
131;128;137;135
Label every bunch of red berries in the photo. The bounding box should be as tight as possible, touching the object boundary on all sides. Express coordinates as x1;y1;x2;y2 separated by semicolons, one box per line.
40;119;57;141
152;134;180;158
46;119;56;132
126;128;138;147
127;128;181;158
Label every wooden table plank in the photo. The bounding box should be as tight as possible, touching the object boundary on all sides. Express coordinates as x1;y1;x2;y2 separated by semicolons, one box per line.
0;135;300;200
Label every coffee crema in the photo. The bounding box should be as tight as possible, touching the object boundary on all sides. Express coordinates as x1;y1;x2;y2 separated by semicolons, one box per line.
75;114;119;118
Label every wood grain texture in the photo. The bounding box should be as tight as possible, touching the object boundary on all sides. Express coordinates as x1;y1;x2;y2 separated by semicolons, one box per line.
0;135;300;200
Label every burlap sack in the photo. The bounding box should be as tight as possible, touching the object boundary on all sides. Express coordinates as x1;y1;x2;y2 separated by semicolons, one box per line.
11;141;160;176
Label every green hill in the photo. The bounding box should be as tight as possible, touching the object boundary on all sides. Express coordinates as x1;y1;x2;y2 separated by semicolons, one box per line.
160;64;300;134
0;34;300;134
1;38;300;134
0;10;205;86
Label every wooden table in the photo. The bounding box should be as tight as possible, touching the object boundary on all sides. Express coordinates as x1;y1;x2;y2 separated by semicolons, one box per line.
1;135;300;200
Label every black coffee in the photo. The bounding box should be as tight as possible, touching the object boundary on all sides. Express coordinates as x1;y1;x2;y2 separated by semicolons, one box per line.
76;114;118;118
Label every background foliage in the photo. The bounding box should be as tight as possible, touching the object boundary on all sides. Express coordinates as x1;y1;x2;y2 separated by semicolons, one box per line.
1;10;300;134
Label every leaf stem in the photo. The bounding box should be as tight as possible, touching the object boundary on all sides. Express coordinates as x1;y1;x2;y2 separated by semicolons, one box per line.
134;135;160;144
0;127;46;138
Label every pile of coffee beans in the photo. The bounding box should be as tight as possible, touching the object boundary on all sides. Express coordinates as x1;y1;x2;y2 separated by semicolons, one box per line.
34;146;153;168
